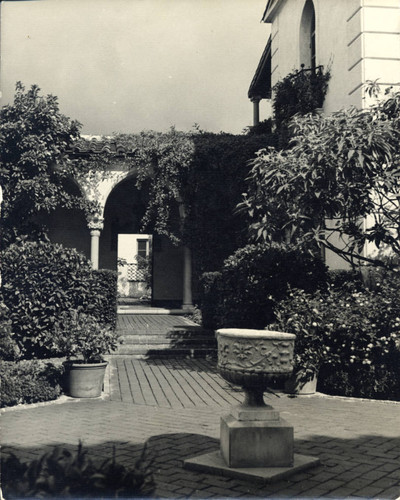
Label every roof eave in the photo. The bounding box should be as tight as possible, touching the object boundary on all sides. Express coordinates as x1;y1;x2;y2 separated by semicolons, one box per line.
262;0;284;23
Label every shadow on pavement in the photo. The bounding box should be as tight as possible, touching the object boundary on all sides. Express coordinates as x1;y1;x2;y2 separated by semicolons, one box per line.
3;433;400;498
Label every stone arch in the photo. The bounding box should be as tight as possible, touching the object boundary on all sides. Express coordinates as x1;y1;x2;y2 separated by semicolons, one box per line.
99;173;189;308
299;0;316;70
37;177;90;258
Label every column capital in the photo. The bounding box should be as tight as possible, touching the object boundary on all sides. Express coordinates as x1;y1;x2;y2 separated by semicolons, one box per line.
87;216;104;231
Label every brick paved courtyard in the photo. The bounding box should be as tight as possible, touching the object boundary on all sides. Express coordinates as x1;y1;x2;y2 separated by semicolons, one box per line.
2;353;400;498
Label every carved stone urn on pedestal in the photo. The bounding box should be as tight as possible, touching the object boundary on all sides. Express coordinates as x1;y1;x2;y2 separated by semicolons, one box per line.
184;328;320;482
217;329;296;468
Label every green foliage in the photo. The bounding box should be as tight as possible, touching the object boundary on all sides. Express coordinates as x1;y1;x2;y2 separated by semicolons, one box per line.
244;118;274;136
114;128;195;245
112;130;273;280
51;310;120;363
0;298;20;360
0;83;85;247
240;89;400;268
1;441;155;498
199;243;327;329
273;66;330;144
274;270;400;399
0;360;63;408
186;133;274;278
92;269;118;329
2;240;117;359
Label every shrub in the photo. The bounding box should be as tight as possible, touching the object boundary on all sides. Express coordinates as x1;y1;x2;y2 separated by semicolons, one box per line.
199;242;327;329
91;269;118;329
2;240;117;359
1;441;155;498
274;270;400;400
272;288;329;384
0;299;20;361
0;360;63;408
51;310;120;363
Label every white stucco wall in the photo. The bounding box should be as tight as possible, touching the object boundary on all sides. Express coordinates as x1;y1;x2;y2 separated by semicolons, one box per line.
267;0;400;112
265;0;400;269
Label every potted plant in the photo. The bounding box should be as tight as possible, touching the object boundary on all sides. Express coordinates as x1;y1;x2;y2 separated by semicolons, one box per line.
52;310;120;398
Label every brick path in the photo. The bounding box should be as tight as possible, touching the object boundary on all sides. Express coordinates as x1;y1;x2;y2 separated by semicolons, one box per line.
109;357;241;407
2;355;400;498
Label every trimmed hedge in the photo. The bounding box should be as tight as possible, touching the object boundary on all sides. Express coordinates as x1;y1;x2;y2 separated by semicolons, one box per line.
2;240;117;359
0;360;63;408
199;242;327;329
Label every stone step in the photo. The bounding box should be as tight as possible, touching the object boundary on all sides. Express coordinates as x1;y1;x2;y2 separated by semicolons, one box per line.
114;312;216;357
117;307;191;315
114;345;217;358
119;335;216;345
117;325;203;336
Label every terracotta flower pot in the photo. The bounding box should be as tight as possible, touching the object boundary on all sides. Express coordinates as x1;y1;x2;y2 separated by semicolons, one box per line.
64;360;108;398
284;372;318;395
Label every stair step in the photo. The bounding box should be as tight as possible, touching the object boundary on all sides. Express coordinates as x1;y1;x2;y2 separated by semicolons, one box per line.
115;312;216;357
114;345;217;358
117;307;189;315
119;334;216;343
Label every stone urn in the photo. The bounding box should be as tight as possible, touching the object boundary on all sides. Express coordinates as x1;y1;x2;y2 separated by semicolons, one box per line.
216;328;296;468
217;328;296;408
184;328;321;480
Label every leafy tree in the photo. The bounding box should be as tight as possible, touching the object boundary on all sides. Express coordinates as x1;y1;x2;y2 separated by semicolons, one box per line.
239;90;400;268
0;83;83;247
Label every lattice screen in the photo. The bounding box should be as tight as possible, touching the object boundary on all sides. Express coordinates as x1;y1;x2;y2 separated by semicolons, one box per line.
127;264;146;281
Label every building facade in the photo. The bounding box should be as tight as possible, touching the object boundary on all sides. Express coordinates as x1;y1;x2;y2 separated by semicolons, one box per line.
250;0;400;121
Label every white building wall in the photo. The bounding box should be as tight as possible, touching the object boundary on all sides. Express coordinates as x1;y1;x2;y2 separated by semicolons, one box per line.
265;0;400;269
267;0;400;112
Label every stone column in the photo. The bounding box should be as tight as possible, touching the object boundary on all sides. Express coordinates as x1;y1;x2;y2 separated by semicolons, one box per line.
182;245;193;310
88;217;104;270
178;200;193;311
252;99;260;126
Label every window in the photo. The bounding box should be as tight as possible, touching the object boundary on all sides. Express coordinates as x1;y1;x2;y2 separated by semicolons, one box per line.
300;0;316;71
137;239;148;259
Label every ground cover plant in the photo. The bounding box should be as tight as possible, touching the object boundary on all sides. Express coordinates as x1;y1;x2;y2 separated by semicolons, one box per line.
274;269;400;400
1;442;155;498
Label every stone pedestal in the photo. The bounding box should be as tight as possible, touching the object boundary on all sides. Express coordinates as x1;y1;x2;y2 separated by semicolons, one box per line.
183;329;320;483
220;412;294;468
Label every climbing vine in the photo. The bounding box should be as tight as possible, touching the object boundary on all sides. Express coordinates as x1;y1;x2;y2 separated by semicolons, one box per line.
108;130;274;278
273;66;330;145
113;129;195;245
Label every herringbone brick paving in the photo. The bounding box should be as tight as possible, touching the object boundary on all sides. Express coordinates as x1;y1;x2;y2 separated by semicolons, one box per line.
2;354;400;498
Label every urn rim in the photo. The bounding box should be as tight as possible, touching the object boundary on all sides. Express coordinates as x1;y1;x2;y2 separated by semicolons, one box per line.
216;328;295;340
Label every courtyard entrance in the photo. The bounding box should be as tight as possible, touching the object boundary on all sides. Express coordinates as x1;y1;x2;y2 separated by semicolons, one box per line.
117;233;152;303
